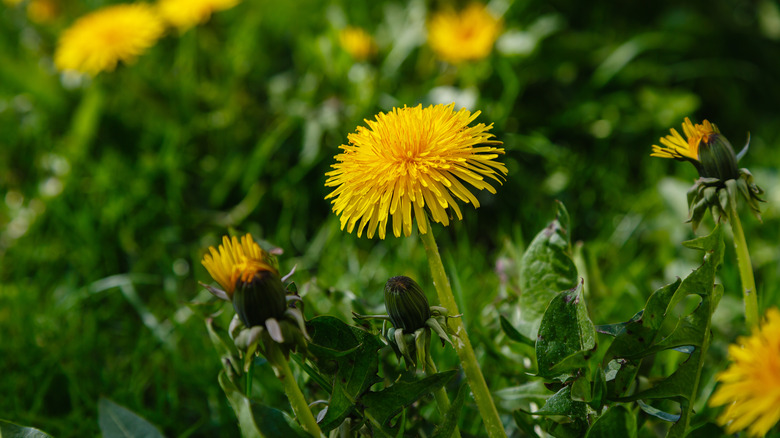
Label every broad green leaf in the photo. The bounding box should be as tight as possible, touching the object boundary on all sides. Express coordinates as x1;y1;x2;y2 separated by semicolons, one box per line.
361;370;457;426
584;405;637;438
98;398;165;438
535;280;596;378
307;317;383;432
0;420;53;438
431;382;467;438
517;202;578;339
600;225;724;438
529;386;588;438
218;371;311;438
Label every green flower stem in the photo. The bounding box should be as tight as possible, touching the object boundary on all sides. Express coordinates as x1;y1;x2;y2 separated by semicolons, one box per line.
246;360;254;397
267;344;323;437
728;200;759;328
424;352;462;438
419;218;507;438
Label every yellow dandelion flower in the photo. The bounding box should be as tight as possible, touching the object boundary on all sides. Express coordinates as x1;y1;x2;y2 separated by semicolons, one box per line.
427;3;502;64
709;308;780;437
201;233;277;296
325;103;507;239
54;4;165;75
339;26;377;61
157;0;240;31
651;117;719;161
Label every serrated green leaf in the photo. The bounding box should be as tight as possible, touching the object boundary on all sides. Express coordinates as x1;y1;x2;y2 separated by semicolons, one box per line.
218;371;311;438
98;398;166;438
307;317;384;432
361;370;457;426
0;420;54;438
584;405;637;438
600;225;724;438
500;315;534;345
431;382;467;438
536;280;596;378
517;202;578;340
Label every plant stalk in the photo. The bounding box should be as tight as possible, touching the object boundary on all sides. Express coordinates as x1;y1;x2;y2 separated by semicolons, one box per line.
267;344;323;437
424;353;462;438
728;198;759;328
418;217;506;438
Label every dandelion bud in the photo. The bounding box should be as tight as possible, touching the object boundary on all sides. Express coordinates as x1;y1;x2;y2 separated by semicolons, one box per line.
232;270;288;328
384;276;431;332
698;133;739;182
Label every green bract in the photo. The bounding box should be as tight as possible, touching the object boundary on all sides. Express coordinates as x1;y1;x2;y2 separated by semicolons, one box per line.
384;276;432;332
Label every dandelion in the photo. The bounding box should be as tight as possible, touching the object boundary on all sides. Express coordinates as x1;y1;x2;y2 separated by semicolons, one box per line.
427;3;502;64
651;117;764;327
326;104;508;437
55;4;165;75
339;26;377;61
325;103;506;239
201;234;286;327
709;308;780;437
157;0;240;31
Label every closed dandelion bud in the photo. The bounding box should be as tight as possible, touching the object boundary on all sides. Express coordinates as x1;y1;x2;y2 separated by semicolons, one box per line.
384;276;431;332
698;133;739;182
232;271;288;328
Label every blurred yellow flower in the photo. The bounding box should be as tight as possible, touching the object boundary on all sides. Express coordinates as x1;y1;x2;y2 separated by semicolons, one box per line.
157;0;240;31
55;4;164;75
339;26;376;61
27;0;58;24
709;308;780;437
428;3;502;64
325;103;506;239
202;234;277;296
651;117;719;162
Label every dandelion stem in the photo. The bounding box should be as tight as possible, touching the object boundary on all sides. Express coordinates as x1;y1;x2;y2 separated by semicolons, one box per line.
267;343;323;437
246;360;253;396
728;197;759;328
419;217;506;438
424;352;462;438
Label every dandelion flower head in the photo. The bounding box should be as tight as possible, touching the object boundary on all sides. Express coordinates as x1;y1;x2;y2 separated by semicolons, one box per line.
709;308;780;437
651;117;719;162
27;0;58;24
427;3;502;64
55;4;165;75
325;103;507;239
201;234;277;295
339;26;377;61
157;0;240;31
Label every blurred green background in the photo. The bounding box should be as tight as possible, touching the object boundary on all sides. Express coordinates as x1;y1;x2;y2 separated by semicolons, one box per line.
1;0;778;436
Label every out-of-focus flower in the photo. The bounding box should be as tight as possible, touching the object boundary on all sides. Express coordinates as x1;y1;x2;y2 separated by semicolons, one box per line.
339;26;377;61
651;117;763;229
157;0;240;31
54;4;165;75
709;308;780;437
427;3;502;64
27;0;58;24
325;103;506;239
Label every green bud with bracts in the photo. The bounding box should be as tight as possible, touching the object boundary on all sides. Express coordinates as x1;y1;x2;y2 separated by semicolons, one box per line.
697;132;740;182
384;276;432;332
232;270;288;328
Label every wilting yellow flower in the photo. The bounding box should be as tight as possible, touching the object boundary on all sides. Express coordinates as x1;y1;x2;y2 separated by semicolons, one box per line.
325;103;507;239
27;0;58;24
651;117;720;162
427;3;502;64
55;4;165;75
339;26;377;61
201;234;277;295
709;308;780;437
157;0;240;31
